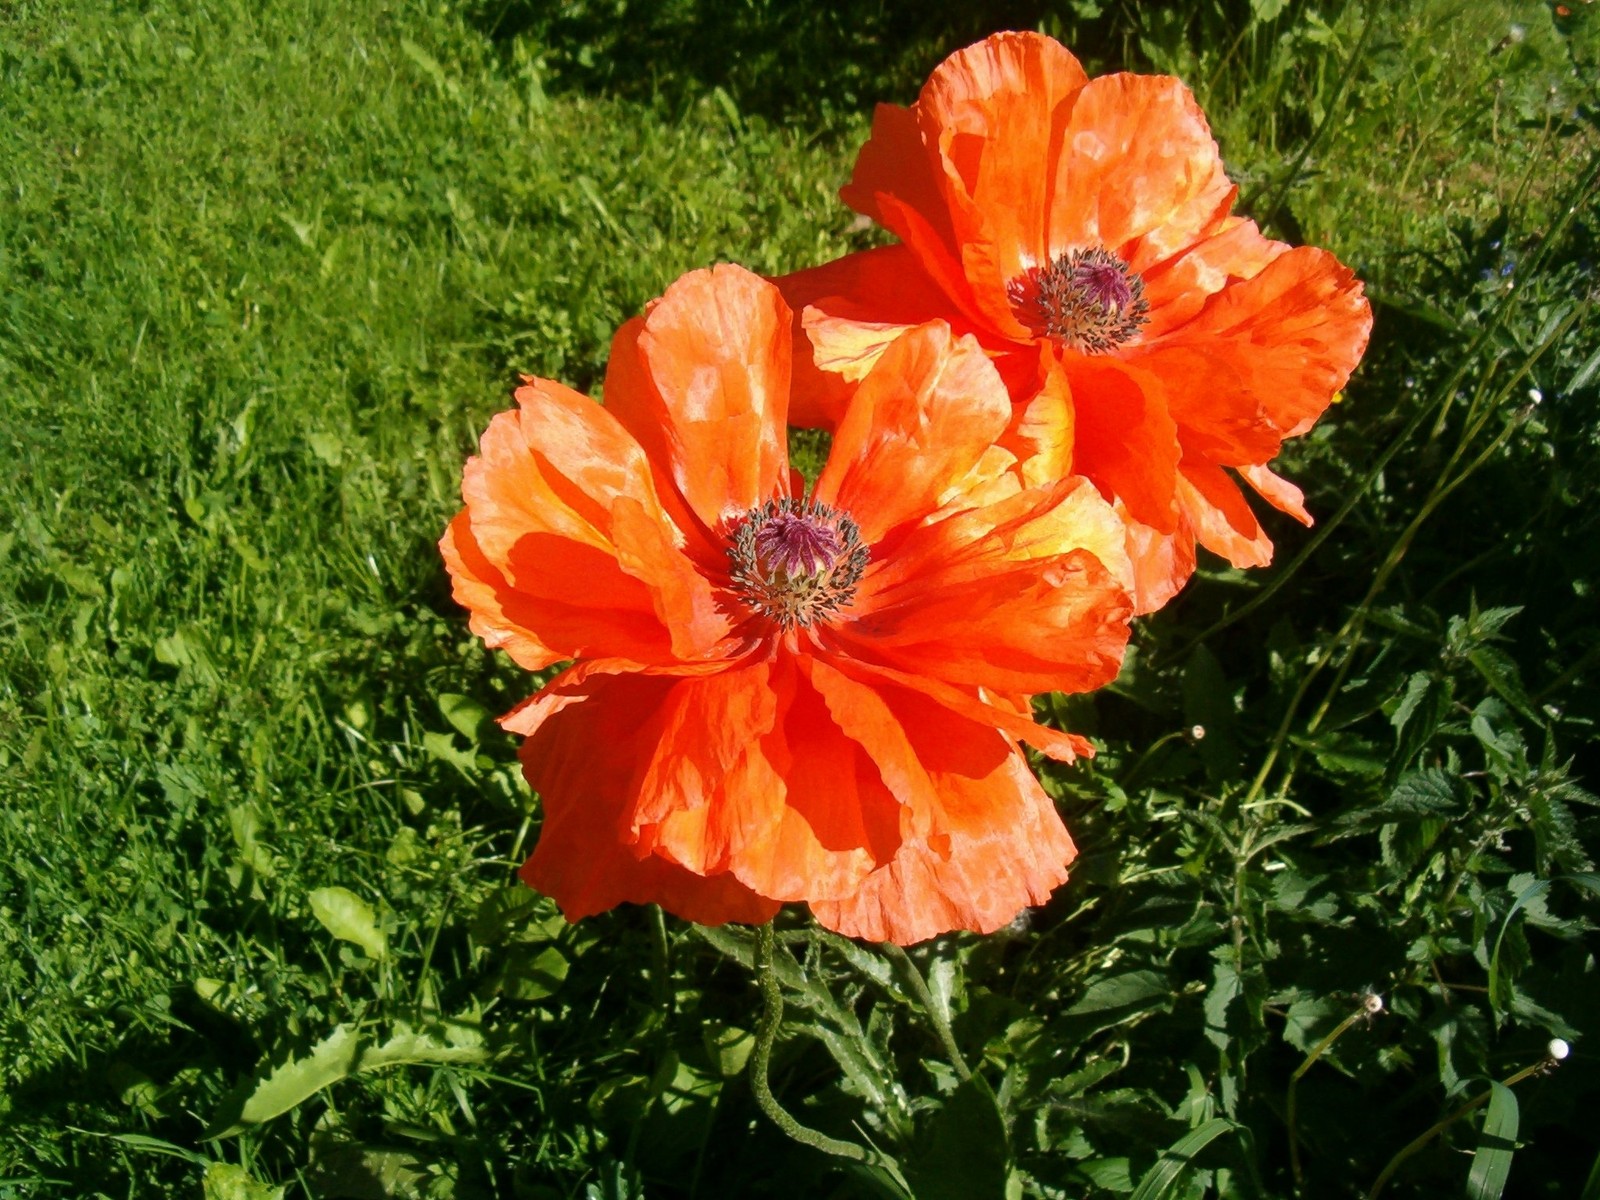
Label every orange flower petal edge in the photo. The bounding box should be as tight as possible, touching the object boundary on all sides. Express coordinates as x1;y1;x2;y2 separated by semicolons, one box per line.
774;31;1373;614
442;264;1134;944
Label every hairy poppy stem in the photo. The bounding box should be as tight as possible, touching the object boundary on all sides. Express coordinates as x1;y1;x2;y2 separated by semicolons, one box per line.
748;922;883;1167
881;943;972;1082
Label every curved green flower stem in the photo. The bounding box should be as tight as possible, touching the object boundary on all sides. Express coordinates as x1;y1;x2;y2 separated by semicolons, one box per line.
748;922;906;1190
1287;996;1380;1190
1365;1052;1563;1199
882;943;972;1083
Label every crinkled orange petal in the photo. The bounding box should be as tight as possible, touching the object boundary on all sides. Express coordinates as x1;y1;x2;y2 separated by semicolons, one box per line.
1047;73;1234;270
1177;460;1272;568
451;389;721;667
628;660;898;905
1133;245;1372;465
803;664;1077;945
517;671;781;927
599;264;792;545
839;477;1131;696
814;322;1013;545
1116;504;1199;616
917;32;1090;334
839;104;992;332
775;244;977;428
1139;216;1288;338
1061;354;1181;533
439;511;565;672
823;654;1092;764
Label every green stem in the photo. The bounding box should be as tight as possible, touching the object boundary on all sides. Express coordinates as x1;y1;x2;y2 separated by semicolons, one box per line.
882;943;972;1082
747;923;881;1166
1366;1054;1560;1199
1287;996;1381;1190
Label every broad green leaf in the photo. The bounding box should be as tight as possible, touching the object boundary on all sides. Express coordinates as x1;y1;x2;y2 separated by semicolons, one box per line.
487;944;570;1001
1466;1081;1520;1200
209;1024;361;1136
437;692;491;741
702;1021;754;1078
1065;971;1172;1030
307;886;387;960
903;1077;1010;1200
1129;1119;1236;1200
1249;0;1288;20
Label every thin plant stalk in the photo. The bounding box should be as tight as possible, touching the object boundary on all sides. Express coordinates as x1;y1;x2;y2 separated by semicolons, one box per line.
1287;994;1383;1189
1366;1048;1565;1199
881;943;973;1083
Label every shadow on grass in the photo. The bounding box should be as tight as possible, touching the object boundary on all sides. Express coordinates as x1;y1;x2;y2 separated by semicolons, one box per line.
465;0;1121;128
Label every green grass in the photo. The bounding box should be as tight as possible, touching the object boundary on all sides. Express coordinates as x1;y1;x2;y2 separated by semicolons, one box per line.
2;0;1597;1197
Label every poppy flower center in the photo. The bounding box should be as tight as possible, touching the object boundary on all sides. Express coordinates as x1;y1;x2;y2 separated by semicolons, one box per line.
728;498;869;629
1007;247;1149;353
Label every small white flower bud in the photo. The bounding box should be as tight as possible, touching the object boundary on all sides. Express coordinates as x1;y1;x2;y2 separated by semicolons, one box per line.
1363;992;1385;1015
1548;1038;1570;1061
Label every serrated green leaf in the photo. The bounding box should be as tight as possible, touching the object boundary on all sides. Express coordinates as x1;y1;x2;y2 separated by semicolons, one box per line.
209;1025;360;1137
1466;646;1541;723
1129;1119;1236;1200
1466;1081;1519;1200
307;886;387;960
360;1023;487;1070
1353;768;1463;823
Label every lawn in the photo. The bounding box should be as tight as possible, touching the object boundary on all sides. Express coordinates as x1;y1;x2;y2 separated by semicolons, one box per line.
1;0;1597;1197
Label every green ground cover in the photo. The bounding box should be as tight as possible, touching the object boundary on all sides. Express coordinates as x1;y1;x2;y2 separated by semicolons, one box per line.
1;0;1597;1196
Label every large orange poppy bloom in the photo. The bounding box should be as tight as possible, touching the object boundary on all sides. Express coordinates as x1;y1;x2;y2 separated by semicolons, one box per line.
778;32;1373;613
441;265;1133;944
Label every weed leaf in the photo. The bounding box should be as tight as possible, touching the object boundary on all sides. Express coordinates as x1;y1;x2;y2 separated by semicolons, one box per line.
307;886;387;960
1466;1081;1520;1200
1129;1118;1236;1200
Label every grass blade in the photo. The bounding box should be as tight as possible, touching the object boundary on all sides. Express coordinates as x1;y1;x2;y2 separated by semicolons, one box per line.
1581;1149;1600;1200
1130;1118;1236;1200
1466;1081;1520;1200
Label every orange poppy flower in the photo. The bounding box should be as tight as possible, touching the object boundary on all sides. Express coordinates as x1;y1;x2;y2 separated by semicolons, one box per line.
778;32;1373;612
441;264;1133;944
